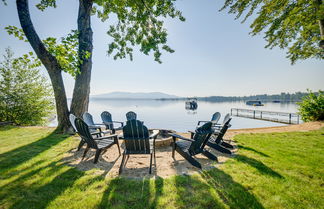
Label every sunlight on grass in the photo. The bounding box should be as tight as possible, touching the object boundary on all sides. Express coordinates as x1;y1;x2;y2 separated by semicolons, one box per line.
0;126;323;208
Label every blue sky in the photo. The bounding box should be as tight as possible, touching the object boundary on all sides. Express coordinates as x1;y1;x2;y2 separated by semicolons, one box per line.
0;0;323;97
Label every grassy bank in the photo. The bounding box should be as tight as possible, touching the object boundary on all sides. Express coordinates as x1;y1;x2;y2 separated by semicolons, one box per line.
0;126;323;208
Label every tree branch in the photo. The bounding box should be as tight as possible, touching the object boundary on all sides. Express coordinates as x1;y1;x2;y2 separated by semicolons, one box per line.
16;0;60;71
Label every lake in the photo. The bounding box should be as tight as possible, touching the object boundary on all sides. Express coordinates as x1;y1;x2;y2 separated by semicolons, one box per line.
52;99;300;132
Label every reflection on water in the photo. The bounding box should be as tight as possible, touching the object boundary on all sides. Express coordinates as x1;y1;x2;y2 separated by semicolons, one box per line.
50;100;299;132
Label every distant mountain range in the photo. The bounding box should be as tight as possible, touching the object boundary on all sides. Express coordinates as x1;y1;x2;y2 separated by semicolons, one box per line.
91;91;179;99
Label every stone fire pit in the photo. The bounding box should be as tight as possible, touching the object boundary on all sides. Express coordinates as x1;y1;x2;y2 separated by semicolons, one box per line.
151;129;176;147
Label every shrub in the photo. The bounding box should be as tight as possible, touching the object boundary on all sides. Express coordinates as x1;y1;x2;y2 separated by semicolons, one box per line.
297;90;324;122
0;48;54;125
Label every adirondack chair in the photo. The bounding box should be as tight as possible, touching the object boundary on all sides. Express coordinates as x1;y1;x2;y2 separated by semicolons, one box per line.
101;111;124;134
197;112;221;127
83;112;111;136
119;119;159;174
69;114;105;151
126;111;137;121
206;118;234;154
69;114;85;151
169;122;217;169
74;118;121;163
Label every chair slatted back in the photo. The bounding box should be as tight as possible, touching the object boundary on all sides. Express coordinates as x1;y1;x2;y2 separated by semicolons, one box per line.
83;112;96;132
101;111;113;129
211;112;221;124
214;118;232;144
74;118;98;149
123;120;150;154
222;113;231;125
189;122;213;155
126;111;137;121
69;114;77;132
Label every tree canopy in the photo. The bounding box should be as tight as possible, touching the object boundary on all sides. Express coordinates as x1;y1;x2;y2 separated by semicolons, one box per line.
2;0;186;132
221;0;324;64
6;0;185;78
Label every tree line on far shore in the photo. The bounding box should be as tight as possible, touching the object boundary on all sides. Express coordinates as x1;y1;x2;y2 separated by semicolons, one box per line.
158;92;312;102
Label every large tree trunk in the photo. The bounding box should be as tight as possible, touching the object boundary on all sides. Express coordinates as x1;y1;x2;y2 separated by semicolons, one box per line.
16;0;70;133
70;0;93;117
316;0;324;48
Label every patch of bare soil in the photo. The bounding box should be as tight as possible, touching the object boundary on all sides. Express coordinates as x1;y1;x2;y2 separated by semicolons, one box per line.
62;122;323;179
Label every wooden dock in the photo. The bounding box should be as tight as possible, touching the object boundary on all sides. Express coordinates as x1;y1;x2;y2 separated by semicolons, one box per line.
231;108;300;124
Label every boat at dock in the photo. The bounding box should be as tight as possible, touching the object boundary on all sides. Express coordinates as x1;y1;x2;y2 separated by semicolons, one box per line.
185;98;198;110
246;100;264;106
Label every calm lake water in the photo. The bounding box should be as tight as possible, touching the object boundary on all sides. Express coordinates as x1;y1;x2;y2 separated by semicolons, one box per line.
52;99;300;132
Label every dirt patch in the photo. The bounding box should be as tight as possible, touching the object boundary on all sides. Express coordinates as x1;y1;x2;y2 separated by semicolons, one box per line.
63;122;323;179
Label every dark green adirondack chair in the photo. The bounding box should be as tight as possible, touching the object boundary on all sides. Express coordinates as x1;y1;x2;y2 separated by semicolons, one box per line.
197;112;221;126
70;113;112;151
101;111;124;134
69;114;86;151
119;119;159;174
206;118;233;154
126;111;137;121
83;112;111;136
169;122;217;169
74;118;121;163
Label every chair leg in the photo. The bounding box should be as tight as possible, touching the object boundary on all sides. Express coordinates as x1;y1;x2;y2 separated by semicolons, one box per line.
82;145;90;160
149;153;153;174
115;137;121;156
77;140;85;151
221;141;234;149
190;132;194;139
119;152;126;174
202;150;218;161
176;148;202;169
94;149;102;164
172;139;176;159
206;141;232;155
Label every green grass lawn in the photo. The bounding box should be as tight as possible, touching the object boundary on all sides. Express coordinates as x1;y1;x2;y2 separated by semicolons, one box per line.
0;126;323;209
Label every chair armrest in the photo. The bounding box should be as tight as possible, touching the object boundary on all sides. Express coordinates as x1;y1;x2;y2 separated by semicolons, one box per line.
197;120;209;126
96;134;118;140
94;123;105;126
88;125;102;129
169;133;194;142
149;130;160;139
112;121;124;126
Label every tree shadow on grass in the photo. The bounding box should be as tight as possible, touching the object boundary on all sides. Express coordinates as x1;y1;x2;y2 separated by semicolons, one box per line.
174;174;228;208
98;177;151;209
8;167;84;209
235;154;283;178
149;177;164;208
0;125;16;131
200;168;265;209
0;131;69;174
0;156;86;209
237;145;270;157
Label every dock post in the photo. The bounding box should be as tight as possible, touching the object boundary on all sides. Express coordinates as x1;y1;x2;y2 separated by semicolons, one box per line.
289;113;292;124
260;111;262;119
253;110;255;119
231;109;232;116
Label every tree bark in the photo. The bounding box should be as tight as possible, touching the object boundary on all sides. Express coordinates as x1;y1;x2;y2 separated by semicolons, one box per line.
16;0;70;133
70;0;93;117
316;0;324;48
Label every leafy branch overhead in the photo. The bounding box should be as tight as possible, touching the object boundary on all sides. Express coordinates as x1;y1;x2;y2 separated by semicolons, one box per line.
26;0;185;64
6;26;82;77
221;0;324;64
95;0;185;63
